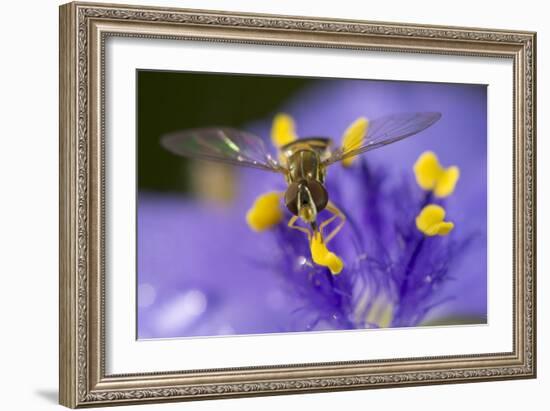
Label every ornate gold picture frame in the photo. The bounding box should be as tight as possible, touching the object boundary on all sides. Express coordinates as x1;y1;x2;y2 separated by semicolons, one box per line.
59;1;536;408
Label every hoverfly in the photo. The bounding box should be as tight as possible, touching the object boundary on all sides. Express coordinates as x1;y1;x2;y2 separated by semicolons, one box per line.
161;112;441;266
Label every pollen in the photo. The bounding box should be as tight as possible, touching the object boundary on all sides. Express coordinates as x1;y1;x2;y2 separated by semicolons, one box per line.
341;117;369;167
271;113;297;148
413;151;460;198
246;192;283;232
415;204;454;236
310;231;344;275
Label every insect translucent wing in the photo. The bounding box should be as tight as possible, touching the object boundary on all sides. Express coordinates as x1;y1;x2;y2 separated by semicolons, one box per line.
161;128;283;173
324;112;442;166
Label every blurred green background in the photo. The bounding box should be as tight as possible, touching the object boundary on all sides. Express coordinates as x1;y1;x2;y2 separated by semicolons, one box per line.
137;70;311;193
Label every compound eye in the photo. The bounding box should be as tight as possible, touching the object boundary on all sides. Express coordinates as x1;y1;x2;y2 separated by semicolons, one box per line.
284;182;299;215
305;180;328;212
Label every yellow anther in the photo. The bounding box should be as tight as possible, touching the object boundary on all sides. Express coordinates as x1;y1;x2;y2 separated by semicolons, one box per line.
341;117;369;167
434;166;460;197
271;113;297;148
413;151;460;198
246;192;283;232
310;231;344;275
415;204;454;236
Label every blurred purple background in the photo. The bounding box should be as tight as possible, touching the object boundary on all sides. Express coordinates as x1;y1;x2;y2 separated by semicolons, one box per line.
137;78;487;339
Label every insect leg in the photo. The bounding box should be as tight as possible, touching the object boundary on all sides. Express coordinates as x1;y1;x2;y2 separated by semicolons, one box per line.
288;215;312;241
319;213;338;232
321;202;346;244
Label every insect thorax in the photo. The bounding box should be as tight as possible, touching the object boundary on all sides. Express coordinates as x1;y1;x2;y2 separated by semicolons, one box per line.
281;137;332;184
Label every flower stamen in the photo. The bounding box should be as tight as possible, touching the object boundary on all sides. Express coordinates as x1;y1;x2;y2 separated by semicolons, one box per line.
246;192;284;232
310;231;344;275
416;204;454;236
271;113;297;148
341;117;369;167
413;151;460;197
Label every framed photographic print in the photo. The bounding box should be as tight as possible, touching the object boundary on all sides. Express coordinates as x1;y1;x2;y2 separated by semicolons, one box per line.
59;2;537;408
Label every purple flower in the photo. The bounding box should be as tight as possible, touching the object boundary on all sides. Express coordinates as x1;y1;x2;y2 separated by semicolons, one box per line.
137;79;487;338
